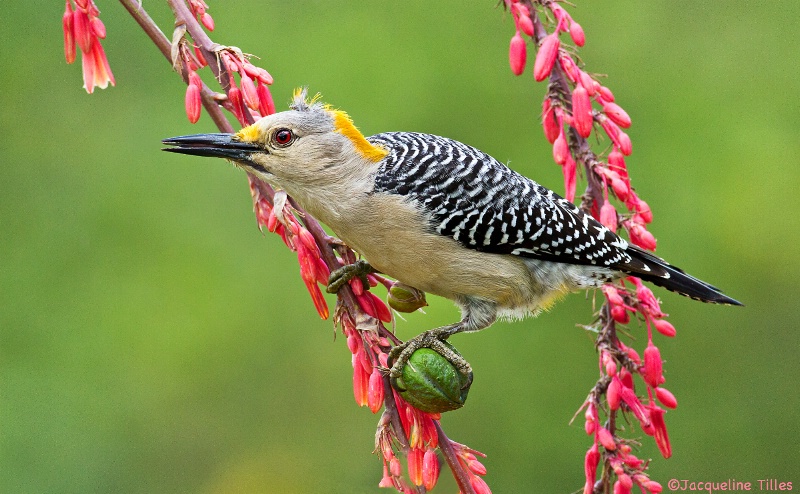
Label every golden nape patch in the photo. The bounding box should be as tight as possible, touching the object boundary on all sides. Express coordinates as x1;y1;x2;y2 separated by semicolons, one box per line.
236;123;260;143
329;109;389;163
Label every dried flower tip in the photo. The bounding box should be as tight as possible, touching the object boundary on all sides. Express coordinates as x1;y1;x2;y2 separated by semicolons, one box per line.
533;33;560;82
509;31;527;76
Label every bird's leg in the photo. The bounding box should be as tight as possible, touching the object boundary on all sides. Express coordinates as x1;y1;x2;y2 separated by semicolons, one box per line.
327;259;375;294
388;298;496;389
388;323;474;387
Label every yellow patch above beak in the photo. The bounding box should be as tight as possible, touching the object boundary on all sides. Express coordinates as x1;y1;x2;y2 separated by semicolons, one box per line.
236;123;261;143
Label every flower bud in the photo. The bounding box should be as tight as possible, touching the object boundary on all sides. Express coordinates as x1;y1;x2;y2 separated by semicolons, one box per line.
611;304;629;324
600;201;618;231
597;427;616;450
407;447;424;486
90;16;106;39
387;282;428;313
509;31;527;76
533;33;560;82
553;130;569;165
585;443;600;485
353;364;369;407
368;367;385;413
390;346;471;413
563;154;577;202
73;9;92;54
63;2;76;64
654;319;676;337
604;102;631;128
643;341;663;388
201;12;215;31
513;3;534;36
240;73;259;111
185;83;202;123
607;376;622;410
572;84;593;138
422;448;440;491
655;387;678;409
570;21;586;46
257;83;276;116
635;198;653;223
542;99;561;144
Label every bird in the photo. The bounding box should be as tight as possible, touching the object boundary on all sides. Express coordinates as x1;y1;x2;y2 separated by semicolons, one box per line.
163;88;741;382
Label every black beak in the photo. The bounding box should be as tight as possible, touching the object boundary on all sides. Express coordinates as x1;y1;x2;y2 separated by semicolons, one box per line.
162;133;262;161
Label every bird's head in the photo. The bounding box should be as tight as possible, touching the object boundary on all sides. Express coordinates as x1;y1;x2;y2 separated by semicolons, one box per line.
163;88;388;191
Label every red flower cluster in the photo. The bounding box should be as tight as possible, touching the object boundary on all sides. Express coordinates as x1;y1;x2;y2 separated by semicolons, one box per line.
511;1;684;491
62;0;114;93
250;185;330;319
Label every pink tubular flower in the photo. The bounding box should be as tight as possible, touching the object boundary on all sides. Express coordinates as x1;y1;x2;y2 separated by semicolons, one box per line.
603;102;631;128
185;84;201;123
647;404;672;458
64;0;114;93
600;201;618;231
552;130;569;165
353;364;369;407
533;33;560;81
607;376;622;410
584;443;600;486
570;21;585;46
654;318;676;337
407;447;425;486
542;99;561;143
509;31;527;76
257;83;276;116
368;367;384;413
63;1;76;63
422;448;440;491
572;84;593;138
643;341;664;388
597;427;616;450
655;387;678;409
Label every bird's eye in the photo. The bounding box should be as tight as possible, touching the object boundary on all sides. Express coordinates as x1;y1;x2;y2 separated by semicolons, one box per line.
273;128;294;147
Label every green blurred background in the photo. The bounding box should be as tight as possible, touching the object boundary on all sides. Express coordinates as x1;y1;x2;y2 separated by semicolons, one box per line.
2;1;799;492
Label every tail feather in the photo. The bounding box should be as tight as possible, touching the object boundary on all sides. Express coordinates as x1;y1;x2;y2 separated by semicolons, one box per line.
619;245;742;306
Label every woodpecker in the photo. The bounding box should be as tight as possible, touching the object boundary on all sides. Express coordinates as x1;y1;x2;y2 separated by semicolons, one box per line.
163;89;740;380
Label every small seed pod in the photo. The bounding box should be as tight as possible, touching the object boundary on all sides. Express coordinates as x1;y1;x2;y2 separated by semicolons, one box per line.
387;282;428;313
390;344;471;413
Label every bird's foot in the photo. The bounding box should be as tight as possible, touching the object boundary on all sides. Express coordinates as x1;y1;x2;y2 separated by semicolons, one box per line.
388;326;473;390
326;259;374;294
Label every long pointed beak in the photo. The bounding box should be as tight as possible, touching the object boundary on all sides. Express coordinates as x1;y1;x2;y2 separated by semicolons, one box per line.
162;133;262;161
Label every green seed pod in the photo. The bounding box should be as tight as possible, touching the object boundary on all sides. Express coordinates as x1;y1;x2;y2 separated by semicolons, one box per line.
391;344;472;413
387;282;428;313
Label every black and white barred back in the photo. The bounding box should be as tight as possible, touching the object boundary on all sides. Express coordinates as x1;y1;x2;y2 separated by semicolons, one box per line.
368;132;740;305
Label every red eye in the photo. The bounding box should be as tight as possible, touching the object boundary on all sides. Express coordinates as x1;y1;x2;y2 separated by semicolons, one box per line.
274;128;294;146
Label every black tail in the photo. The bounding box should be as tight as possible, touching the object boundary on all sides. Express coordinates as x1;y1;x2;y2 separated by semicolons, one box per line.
619;245;742;306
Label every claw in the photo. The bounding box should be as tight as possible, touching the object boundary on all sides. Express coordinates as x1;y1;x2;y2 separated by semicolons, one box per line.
327;259;374;294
